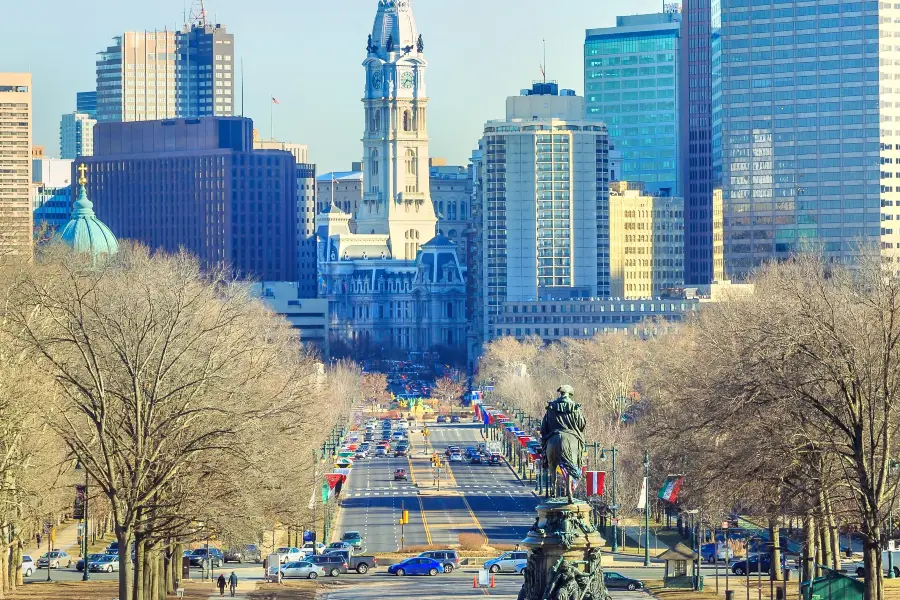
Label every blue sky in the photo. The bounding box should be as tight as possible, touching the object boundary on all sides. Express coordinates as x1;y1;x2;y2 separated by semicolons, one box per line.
3;0;662;172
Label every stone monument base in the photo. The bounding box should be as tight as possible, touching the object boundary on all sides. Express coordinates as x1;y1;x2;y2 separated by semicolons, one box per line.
517;500;611;600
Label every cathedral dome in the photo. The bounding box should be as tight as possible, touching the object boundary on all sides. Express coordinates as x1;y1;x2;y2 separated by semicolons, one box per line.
57;168;119;260
370;0;419;55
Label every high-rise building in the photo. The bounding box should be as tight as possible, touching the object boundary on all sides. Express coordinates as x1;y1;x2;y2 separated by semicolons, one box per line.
295;162;318;298
76;91;98;118
32;158;74;234
253;135;308;164
712;0;898;278
177;15;235;118
608;181;684;298
316;0;466;360
96;32;178;122
430;159;472;261
585;11;681;197
0;74;33;259
680;0;714;284
712;187;724;282
316;169;363;214
478;82;610;343
60;112;96;158
76;117;298;281
467;146;484;370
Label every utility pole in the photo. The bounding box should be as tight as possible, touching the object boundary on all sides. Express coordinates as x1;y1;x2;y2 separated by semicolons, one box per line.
644;449;651;567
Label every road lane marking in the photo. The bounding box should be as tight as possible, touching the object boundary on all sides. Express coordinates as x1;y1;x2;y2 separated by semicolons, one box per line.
461;493;488;543
416;493;433;545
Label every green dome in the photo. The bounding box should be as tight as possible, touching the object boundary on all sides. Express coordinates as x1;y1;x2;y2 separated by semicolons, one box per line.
56;181;119;259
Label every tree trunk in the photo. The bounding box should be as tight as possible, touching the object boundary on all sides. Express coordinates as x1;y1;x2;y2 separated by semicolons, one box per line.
157;552;166;600
803;515;816;583
116;526;134;600
820;516;832;574
0;526;7;598
863;533;883;600
10;539;21;591
769;516;783;581
172;542;183;593
133;536;146;600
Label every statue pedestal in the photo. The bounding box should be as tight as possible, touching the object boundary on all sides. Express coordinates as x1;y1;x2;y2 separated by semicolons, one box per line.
518;500;610;600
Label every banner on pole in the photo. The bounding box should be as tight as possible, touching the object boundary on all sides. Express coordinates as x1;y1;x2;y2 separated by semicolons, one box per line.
73;484;86;520
637;476;648;510
585;471;606;496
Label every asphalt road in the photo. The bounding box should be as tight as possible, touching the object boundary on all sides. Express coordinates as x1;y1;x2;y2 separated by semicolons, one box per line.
336;420;539;553
24;561;258;583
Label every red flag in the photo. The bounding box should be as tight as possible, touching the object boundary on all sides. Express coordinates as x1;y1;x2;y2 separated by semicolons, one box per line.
585;471;606;496
325;474;343;489
272;97;280;104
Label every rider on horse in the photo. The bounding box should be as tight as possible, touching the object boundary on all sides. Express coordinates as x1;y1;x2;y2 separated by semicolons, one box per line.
540;385;587;503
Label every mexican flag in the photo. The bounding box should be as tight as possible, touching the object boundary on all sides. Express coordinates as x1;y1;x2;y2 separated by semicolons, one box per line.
657;476;684;503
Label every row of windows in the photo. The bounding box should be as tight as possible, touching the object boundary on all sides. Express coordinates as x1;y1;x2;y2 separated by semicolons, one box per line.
725;44;877;62
722;28;879;48
586;36;677;56
721;0;877;13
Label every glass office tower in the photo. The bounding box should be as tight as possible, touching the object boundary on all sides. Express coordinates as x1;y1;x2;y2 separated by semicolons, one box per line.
585;12;682;197
712;0;899;279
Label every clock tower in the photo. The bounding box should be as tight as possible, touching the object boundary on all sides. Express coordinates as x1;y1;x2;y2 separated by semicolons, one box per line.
358;0;437;260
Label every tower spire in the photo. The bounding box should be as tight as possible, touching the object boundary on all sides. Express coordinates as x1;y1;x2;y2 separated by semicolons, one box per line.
188;0;207;27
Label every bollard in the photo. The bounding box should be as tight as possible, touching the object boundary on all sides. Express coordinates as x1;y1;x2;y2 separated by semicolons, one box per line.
473;576;478;588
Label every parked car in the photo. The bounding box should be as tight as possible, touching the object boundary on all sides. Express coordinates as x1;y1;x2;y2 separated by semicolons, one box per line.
300;542;326;556
325;549;378;574
341;531;365;551
395;469;408;481
224;544;261;563
604;572;644;591
417;550;460;573
388;556;444;576
701;543;734;564
485;551;529;573
188;547;224;568
88;555;120;573
450;415;461;423
306;554;349;577
436;415;448;423
37;551;72;569
105;542;120;555
76;553;107;572
275;547;304;564
326;542;352;553
731;553;788;576
21;555;35;577
280;560;326;579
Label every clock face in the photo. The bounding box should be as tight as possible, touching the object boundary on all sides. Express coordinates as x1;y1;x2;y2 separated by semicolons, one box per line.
371;71;383;90
401;71;415;89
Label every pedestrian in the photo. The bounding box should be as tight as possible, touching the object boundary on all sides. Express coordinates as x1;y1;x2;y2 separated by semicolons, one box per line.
263;556;268;579
216;573;226;597
228;571;238;597
36;533;41;547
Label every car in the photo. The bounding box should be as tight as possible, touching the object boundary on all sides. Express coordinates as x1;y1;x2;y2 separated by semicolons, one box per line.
37;551;72;569
731;553;788;576
76;553;107;572
604;572;644;591
445;446;460;457
469;454;484;465
388;557;444;576
394;469;409;481
188;547;224;568
701;543;734;564
485;551;529;573
436;415;448;423
105;542;120;555
224;544;261;563
392;430;406;439
488;454;503;465
306;554;349;577
417;550;460;573
395;447;408;457
88;555;120;573
21;555;35;577
274;547;304;564
364;432;374;441
359;442;370;451
376;447;388;457
341;531;365;551
281;560;326;579
464;447;478;457
326;549;378;574
449;452;463;462
299;542;326;556
450;415;461;423
355;450;369;459
327;542;352;552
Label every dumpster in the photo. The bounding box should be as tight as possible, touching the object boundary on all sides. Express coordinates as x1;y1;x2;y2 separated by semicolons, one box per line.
800;567;864;600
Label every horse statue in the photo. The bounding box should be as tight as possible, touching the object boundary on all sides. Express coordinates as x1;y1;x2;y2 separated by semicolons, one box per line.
540;385;587;504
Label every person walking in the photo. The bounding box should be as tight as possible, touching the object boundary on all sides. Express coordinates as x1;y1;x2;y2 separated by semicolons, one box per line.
228;571;238;597
216;573;226;597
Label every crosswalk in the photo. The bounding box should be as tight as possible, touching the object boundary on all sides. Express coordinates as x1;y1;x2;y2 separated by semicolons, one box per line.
344;485;537;498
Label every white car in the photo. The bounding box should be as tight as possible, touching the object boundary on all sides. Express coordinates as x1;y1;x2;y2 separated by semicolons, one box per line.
299;542;326;556
276;547;303;564
281;560;326;579
484;551;528;573
21;555;35;577
449;453;463;462
89;555;120;572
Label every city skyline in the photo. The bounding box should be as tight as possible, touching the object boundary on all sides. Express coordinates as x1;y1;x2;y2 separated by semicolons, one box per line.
2;0;663;172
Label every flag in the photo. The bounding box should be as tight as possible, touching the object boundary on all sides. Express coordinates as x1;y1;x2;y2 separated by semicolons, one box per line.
585;471;606;496
637;476;648;510
657;475;684;503
325;474;343;489
271;97;280;104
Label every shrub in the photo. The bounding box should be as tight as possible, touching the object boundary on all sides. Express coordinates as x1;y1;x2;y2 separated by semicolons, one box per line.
458;533;488;551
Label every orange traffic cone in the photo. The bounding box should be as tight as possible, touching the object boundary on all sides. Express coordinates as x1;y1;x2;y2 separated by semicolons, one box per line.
490;574;496;588
473;576;479;588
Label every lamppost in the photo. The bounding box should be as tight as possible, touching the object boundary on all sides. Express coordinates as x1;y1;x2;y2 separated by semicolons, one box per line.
889;459;900;578
599;447;619;553
643;449;651;567
75;460;89;582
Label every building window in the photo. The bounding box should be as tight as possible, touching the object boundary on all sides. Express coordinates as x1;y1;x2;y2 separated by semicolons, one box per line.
403;109;412;132
406;149;417;175
370;149;379;176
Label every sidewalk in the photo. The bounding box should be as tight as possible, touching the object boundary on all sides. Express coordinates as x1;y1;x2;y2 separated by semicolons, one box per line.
624;524;672;554
25;521;82;559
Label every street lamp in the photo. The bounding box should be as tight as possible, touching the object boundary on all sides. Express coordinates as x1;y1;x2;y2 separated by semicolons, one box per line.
75;460;89;582
643;449;651;567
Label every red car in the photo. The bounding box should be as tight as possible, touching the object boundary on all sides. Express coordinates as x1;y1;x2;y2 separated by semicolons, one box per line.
394;469;408;481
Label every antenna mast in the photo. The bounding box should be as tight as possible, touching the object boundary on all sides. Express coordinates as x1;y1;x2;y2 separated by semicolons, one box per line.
188;0;208;27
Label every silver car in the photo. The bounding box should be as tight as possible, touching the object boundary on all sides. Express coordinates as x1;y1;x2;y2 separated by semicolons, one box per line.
89;555;120;573
281;560;326;579
21;555;36;577
484;551;528;573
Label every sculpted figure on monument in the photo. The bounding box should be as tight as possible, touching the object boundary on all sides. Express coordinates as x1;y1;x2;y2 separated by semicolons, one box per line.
540;384;586;503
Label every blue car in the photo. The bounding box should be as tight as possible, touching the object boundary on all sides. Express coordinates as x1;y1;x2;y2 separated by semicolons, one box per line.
387;557;444;576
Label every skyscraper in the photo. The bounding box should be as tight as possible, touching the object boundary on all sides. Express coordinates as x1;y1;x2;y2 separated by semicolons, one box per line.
430;159;472;262
76;91;97;119
176;11;235;118
96;32;178;122
59;112;96;158
585;11;681;197
478;82;610;343
0;74;32;259
680;0;714;284
711;0;897;278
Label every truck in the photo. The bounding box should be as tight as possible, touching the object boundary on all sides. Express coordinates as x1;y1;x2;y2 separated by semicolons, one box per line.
323;549;378;574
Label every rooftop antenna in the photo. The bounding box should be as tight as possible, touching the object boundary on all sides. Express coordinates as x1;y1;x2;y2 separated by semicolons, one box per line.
188;0;208;27
540;38;547;84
